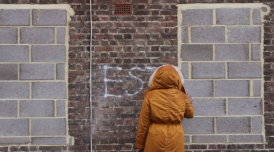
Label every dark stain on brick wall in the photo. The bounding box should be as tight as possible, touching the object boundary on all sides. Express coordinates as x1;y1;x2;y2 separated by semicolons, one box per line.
0;0;273;151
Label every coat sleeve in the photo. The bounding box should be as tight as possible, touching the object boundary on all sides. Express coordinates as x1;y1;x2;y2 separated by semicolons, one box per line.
184;96;194;118
136;96;151;149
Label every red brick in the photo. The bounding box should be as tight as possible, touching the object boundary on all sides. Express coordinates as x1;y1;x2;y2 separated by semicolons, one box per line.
119;53;136;57
119;16;136;21
133;59;150;63
124;119;133;124
147;40;164;45
96;35;113;39
189;145;207;149
118;40;136;45
118;28;136;33
160;0;177;2
135;11;150;15
70;34;87;39
100;17;109;21
68;145;87;150
132;0;148;3
133;22;150;27
95;47;113;51
161;10;177;15
114;22;123;27
147;16;163;21
161;22;177;27
146;28;164;33
96;145;113;150
133;34;150;39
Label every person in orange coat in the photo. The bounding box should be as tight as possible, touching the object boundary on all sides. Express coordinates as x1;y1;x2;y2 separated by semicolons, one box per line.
136;65;194;152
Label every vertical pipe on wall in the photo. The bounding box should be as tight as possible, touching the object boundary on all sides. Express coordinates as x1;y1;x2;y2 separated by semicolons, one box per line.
89;0;93;151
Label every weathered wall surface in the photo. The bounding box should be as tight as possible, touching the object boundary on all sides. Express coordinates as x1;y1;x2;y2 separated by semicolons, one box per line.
91;0;178;151
0;0;273;152
179;4;267;144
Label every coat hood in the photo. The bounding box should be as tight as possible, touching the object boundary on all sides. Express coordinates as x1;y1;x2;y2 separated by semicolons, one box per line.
145;65;186;95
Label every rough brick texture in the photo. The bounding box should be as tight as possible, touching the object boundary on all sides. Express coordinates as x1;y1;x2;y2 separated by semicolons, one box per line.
0;0;272;152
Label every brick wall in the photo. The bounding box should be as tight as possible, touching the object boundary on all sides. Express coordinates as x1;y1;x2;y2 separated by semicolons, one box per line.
91;0;178;151
0;0;272;152
91;0;274;151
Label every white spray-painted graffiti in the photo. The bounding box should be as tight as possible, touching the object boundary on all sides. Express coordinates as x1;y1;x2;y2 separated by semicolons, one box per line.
103;65;157;98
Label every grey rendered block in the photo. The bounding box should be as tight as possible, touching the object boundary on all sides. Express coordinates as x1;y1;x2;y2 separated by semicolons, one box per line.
192;135;227;143
57;27;66;44
0;137;30;144
182;117;214;134
252;116;262;133
192;62;225;79
181;62;189;79
228;135;263;142
31;118;66;135
0;100;17;117
56;63;65;80
191;26;225;43
216;8;250;25
20;64;54;80
0;64;18;80
184;80;213;97
0;119;29;135
20;27;55;44
253;9;262;25
32;45;66;62
253;80;261;96
184;136;190;143
228;26;261;43
57;100;66;117
32;9;67;26
0;82;30;99
228;62;262;78
69;137;74;145
0;9;30;26
181;27;188;43
0;28;17;44
182;26;189;43
182;9;213;25
32;137;66;145
228;98;262;115
192;99;226;115
252;44;261;61
0;45;29;62
32;82;67;99
20;100;54;117
215;44;249;61
181;44;213;61
216;117;250;133
215;80;249;97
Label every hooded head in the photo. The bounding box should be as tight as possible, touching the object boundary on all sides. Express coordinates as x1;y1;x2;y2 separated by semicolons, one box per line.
145;65;186;95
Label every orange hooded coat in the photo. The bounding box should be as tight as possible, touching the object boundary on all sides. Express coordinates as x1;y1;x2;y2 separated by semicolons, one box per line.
136;65;194;152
